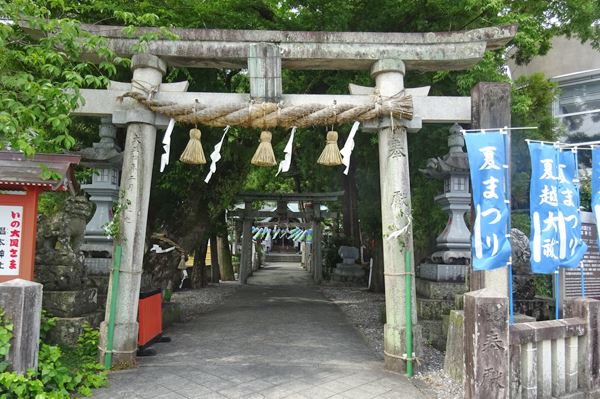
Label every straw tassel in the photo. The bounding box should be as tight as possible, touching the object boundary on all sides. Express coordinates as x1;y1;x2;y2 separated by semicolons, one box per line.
251;131;277;167
180;128;206;164
317;130;342;166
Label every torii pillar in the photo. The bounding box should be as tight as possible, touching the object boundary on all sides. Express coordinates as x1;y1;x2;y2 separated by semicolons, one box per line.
99;54;167;367
372;59;422;373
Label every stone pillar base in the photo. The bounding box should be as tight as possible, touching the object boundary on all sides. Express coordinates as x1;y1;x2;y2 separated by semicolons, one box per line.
383;323;423;374
98;320;139;369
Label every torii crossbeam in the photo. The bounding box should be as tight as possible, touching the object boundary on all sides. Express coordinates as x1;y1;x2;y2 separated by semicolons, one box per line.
57;23;517;372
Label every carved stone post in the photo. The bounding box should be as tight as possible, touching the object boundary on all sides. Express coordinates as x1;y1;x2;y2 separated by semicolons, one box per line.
372;59;421;373
99;54;166;367
464;288;509;398
469;82;511;296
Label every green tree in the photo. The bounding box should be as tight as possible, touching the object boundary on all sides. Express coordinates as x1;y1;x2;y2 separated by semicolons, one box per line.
7;0;600;282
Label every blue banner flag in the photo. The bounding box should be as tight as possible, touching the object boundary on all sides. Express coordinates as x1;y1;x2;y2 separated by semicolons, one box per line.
529;143;587;273
592;148;600;251
557;149;587;268
464;131;511;271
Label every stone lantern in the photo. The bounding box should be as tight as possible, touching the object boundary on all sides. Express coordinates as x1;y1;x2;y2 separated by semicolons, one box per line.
79;118;122;305
415;123;471;350
427;123;471;267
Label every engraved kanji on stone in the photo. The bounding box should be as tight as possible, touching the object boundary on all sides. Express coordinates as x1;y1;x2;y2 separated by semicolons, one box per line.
482;329;506;352
480;368;505;391
388;136;406;159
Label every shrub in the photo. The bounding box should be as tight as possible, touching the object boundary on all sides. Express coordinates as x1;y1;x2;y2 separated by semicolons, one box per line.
0;310;107;398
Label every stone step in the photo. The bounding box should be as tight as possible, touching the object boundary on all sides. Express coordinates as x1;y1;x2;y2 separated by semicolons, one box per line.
416;278;467;300
417;263;466;282
416;298;455;320
43;288;98;318
420;320;447;351
265;253;302;263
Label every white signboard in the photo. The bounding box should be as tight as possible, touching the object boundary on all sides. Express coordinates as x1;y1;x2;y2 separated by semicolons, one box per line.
0;205;23;276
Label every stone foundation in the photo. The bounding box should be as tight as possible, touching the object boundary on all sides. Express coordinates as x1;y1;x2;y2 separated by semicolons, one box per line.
47;311;104;346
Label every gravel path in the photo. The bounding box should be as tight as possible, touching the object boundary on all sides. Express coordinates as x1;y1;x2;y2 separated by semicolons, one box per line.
171;281;240;321
320;285;463;399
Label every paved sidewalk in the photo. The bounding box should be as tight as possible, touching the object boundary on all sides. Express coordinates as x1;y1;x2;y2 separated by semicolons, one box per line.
93;262;426;398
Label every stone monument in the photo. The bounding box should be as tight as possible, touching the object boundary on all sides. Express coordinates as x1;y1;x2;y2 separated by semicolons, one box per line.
415;123;470;349
79;118;122;307
332;246;365;283
35;195;103;345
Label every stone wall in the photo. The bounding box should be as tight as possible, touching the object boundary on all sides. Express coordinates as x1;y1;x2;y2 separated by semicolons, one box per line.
463;290;600;399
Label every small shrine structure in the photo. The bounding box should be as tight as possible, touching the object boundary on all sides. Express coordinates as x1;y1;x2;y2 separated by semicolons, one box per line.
0;151;80;282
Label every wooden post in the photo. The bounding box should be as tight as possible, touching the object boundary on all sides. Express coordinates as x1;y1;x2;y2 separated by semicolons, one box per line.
469;82;511;295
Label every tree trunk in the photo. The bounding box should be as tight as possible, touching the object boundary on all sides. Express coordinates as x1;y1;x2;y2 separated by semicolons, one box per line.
370;238;385;293
218;235;235;281
210;233;220;283
342;162;361;247
191;236;209;288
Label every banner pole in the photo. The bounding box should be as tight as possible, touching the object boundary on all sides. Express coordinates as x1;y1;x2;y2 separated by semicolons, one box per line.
581;265;586;298
555;270;560;319
504;127;514;325
574;148;586;298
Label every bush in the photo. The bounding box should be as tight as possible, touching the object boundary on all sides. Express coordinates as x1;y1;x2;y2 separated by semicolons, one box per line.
0;310;107;398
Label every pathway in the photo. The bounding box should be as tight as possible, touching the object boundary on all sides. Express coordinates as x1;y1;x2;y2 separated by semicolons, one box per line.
93;261;427;399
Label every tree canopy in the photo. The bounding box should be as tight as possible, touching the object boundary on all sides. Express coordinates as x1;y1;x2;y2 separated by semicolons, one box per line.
2;0;599;263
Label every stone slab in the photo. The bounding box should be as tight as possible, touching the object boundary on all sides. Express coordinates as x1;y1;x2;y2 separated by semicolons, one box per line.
48;311;104;346
444;310;464;383
84;257;112;275
417;263;465;282
416;278;467;300
420;319;446;350
333;264;365;278
416;298;455;320
0;279;42;374
42;288;98;317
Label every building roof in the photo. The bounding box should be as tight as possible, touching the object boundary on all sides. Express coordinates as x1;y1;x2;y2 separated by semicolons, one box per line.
0;151;81;193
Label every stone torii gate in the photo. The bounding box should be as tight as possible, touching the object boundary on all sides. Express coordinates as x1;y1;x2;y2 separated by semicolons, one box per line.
67;24;516;371
231;191;344;284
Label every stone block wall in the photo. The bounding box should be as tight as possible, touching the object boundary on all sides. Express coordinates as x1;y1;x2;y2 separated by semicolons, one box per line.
464;292;600;399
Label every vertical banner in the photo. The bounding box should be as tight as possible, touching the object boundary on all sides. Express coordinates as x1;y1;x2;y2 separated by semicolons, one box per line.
529;142;560;273
592;148;600;252
464;131;511;271
528;143;588;273
557;149;587;268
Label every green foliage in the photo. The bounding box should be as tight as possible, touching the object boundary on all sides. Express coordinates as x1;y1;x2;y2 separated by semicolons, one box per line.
0;310;13;374
8;0;600;265
0;310;106;398
37;192;69;218
534;274;553;298
0;0;126;155
511;212;531;234
103;191;130;241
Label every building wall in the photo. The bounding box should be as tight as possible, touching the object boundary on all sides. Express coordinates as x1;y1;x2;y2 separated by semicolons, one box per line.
508;36;600;80
508;36;600;140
